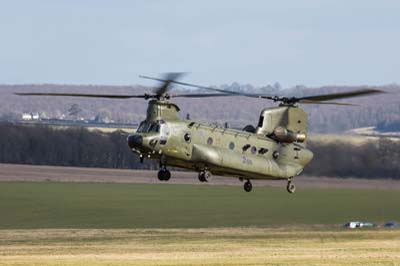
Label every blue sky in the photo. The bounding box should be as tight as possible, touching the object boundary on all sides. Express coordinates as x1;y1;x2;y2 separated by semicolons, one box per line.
0;0;399;87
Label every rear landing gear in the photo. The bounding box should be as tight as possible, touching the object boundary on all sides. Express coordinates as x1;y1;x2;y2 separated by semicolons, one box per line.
287;178;296;194
158;168;171;181
198;170;212;182
243;180;252;192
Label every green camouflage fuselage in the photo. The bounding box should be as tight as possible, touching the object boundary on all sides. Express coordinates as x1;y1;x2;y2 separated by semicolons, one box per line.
127;100;313;180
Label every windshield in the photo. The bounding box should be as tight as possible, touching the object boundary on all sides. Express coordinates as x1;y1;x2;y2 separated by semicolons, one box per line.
136;121;161;133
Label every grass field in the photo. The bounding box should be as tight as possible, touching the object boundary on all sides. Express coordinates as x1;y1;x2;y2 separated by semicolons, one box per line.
0;182;399;228
1;182;399;266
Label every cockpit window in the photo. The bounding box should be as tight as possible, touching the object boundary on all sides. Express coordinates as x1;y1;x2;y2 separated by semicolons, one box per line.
142;123;149;133
148;123;155;132
258;116;264;127
136;121;162;133
137;122;146;133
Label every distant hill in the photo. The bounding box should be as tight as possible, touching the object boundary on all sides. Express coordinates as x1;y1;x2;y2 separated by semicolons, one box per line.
0;83;398;133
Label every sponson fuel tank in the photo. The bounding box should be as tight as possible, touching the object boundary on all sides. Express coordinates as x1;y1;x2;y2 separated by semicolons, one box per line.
190;143;304;179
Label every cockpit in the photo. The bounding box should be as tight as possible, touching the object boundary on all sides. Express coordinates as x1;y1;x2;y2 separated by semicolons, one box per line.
136;121;161;133
128;120;170;151
136;120;170;142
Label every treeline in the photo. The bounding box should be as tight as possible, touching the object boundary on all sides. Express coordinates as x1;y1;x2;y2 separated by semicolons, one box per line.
305;139;400;179
1;124;400;179
0;124;156;170
376;120;400;132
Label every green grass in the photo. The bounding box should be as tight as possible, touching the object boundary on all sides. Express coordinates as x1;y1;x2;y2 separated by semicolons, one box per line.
0;182;398;229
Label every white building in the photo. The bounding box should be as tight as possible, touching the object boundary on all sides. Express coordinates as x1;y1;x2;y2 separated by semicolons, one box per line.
22;113;33;120
21;112;40;121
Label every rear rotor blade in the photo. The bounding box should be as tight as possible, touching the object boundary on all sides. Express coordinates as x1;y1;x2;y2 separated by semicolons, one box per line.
299;89;383;102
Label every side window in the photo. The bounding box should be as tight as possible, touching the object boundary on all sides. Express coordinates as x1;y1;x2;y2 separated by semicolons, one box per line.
258;116;264;127
184;133;191;142
229;142;235;150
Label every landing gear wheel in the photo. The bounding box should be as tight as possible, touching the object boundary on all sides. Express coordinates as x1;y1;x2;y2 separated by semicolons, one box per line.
243;180;252;192
158;168;171;181
198;170;212;182
287;180;296;194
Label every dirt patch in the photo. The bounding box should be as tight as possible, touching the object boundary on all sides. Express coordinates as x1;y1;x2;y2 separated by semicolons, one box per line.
0;228;399;266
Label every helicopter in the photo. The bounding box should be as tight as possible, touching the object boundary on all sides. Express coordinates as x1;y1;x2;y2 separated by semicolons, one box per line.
16;73;383;193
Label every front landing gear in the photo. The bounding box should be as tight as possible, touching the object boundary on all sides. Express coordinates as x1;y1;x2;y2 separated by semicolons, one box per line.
287;178;296;194
198;170;212;182
243;179;252;192
158;168;171;181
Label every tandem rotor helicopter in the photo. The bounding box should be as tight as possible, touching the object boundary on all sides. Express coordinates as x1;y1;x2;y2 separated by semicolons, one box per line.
17;73;383;193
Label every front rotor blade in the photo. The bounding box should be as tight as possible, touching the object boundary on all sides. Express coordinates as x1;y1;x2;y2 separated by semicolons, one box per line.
299;89;384;102
170;93;237;98
141;73;186;96
15;92;146;99
140;75;273;98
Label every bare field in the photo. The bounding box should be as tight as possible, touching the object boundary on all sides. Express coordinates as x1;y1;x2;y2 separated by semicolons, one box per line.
1;163;399;190
0;228;399;266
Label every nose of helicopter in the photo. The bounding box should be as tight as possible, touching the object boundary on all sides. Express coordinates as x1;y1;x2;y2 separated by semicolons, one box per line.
127;134;143;149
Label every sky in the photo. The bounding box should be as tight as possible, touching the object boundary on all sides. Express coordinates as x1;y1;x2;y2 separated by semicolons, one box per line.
0;0;400;88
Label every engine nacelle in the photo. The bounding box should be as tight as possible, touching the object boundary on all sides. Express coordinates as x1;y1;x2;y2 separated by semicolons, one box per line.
273;126;306;143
